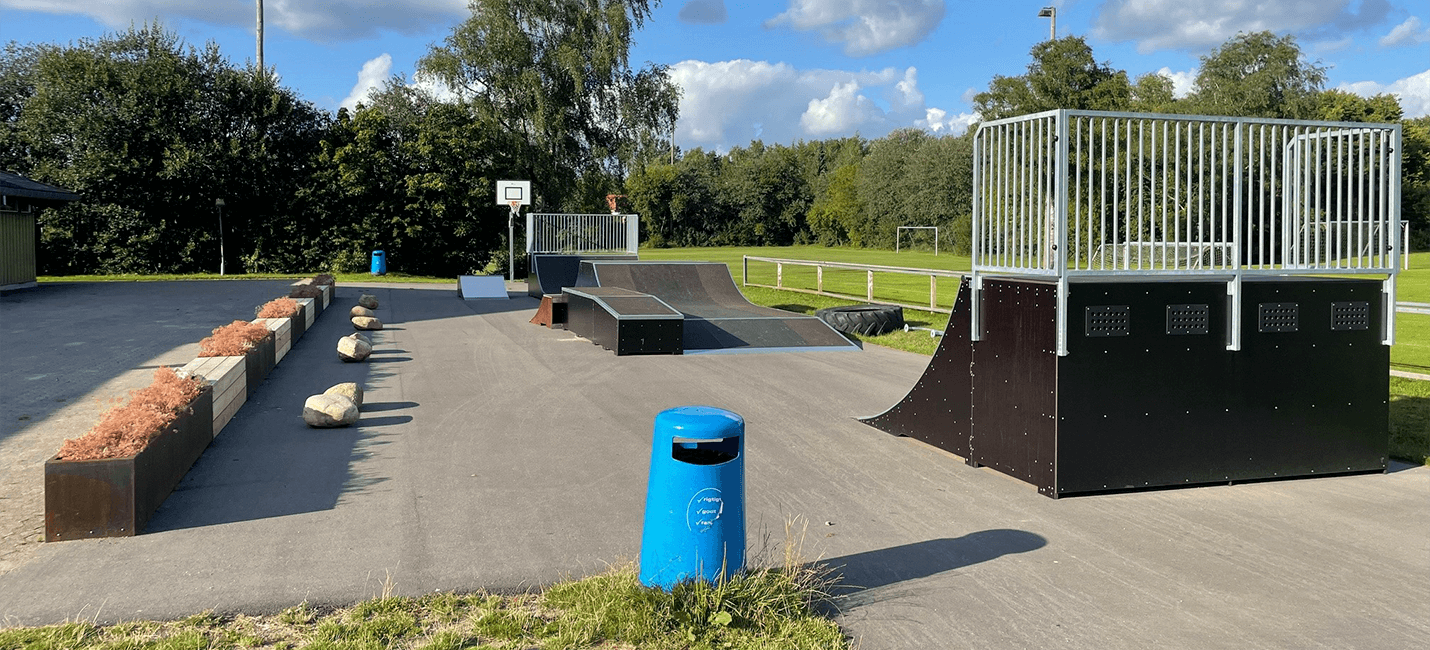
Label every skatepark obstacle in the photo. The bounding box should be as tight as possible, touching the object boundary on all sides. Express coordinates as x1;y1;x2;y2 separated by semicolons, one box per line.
567;261;858;354
864;110;1401;497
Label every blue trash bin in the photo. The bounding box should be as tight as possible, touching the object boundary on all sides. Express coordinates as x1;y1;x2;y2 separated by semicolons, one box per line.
370;250;386;275
639;406;745;589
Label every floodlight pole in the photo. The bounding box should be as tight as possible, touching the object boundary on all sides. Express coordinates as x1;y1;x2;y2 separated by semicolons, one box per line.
256;0;264;75
215;198;226;275
1038;6;1056;40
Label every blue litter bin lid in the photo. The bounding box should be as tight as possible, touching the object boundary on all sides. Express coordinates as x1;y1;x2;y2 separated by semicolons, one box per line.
653;406;743;442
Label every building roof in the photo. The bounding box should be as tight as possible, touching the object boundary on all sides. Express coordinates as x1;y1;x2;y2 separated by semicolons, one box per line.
0;171;80;202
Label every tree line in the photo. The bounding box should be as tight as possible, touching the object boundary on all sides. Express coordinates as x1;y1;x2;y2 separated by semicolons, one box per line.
2;10;1426;277
629;31;1429;255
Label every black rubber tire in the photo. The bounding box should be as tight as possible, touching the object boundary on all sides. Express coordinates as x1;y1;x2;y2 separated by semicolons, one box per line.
815;304;905;336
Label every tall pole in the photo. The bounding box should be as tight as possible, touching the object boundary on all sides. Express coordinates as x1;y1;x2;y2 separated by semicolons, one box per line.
216;198;226;275
509;205;518;281
256;0;264;75
1038;7;1056;40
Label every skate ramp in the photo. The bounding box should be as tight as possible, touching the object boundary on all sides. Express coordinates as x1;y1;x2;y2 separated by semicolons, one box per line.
575;261;857;353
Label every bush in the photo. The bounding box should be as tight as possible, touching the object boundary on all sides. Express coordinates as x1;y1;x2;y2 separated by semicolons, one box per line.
256;297;300;319
56;368;203;461
199;320;272;357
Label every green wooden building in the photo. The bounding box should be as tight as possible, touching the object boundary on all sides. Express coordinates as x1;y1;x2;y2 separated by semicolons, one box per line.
1;171;79;292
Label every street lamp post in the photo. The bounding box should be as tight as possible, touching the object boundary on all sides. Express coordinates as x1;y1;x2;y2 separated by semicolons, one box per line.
215;198;226;275
1038;6;1056;40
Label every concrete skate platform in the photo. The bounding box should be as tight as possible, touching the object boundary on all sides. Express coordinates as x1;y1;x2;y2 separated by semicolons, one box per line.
0;281;1426;650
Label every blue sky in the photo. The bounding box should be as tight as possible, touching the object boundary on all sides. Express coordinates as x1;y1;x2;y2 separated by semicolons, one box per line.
2;0;1428;153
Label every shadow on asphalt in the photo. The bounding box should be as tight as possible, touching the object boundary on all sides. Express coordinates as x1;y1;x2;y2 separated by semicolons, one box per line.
0;280;298;448
823;529;1047;607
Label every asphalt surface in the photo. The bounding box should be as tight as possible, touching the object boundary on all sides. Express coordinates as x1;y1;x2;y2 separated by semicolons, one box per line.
0;280;1427;650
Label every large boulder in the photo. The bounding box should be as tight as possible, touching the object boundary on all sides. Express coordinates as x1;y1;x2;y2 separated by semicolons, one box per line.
352;316;384;331
324;382;364;408
336;333;372;362
358;294;379;310
350;305;375;318
303;394;358;428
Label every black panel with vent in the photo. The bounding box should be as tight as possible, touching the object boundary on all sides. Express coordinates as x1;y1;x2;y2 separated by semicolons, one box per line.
1085;305;1130;337
1330;301;1371;331
1258;302;1299;333
1166;304;1210;335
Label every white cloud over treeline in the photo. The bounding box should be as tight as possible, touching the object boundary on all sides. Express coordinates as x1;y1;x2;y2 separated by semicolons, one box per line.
1094;0;1392;52
670;59;974;152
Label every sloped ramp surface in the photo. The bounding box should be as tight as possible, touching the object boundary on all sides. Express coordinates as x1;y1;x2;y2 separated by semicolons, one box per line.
859;277;973;457
576;261;858;353
528;254;638;298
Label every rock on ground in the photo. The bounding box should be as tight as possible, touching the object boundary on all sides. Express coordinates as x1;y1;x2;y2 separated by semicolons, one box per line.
350;305;375;318
352;316;383;331
336;333;373;362
303;394;358;428
357;294;379;310
324;382;363;408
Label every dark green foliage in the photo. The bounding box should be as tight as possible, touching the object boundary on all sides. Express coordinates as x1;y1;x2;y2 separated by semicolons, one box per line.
2;24;327;275
1185;31;1326;119
973;36;1131;121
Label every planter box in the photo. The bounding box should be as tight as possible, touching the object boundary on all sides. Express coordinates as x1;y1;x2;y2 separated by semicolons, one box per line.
253;317;292;362
44;385;214;541
295;297;316;330
289;279;333;311
243;332;276;396
179;356;246;436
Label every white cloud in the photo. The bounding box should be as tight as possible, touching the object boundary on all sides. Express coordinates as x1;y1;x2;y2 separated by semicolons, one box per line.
1093;0;1391;53
341;53;392;111
765;0;945;57
0;0;468;41
917;107;978;134
1339;68;1430;118
1155;67;1196;98
678;0;727;25
1380;16;1430;47
670;60;967;151
801;81;880;134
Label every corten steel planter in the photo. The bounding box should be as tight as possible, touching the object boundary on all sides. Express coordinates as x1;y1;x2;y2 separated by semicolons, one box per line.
243;332;276;397
44;385;214;541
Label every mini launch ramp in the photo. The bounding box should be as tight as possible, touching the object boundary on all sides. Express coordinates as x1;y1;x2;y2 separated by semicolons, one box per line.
574;261;858;354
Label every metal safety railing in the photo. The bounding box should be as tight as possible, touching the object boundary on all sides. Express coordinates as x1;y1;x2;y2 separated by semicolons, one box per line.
743;256;964;313
526;213;639;256
971;109;1402;355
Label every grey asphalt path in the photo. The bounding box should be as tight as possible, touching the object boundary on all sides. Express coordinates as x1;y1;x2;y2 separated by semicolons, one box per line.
1;282;1427;650
0;280;301;572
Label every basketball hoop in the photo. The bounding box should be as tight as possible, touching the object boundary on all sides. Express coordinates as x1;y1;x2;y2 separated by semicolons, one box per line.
508;200;521;213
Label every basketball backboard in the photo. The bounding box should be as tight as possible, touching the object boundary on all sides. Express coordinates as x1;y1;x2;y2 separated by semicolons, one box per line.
496;180;531;206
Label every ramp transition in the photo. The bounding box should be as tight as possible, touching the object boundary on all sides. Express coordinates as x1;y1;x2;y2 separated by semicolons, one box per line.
575;261;857;354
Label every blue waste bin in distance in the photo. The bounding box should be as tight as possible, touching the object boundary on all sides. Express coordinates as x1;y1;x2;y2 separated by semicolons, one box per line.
370;250;386;275
639;406;746;589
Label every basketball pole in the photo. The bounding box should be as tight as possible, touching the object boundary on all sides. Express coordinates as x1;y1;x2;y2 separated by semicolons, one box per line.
508;202;519;282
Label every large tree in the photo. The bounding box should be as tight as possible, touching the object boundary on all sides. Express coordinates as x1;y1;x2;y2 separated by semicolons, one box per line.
419;0;679;212
973;36;1130;121
2;24;326;274
1186;31;1325;119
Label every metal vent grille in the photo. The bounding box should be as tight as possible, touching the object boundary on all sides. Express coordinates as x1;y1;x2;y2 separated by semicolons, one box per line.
1258;303;1299;333
1330;301;1371;331
1085;305;1130;337
1166;304;1210;335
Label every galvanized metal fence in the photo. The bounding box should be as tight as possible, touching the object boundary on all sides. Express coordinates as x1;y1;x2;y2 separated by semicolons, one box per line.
525;213;639;256
971;109;1402;354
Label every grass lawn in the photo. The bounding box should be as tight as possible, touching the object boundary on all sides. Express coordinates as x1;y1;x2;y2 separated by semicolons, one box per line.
38;272;453;284
0;560;849;650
